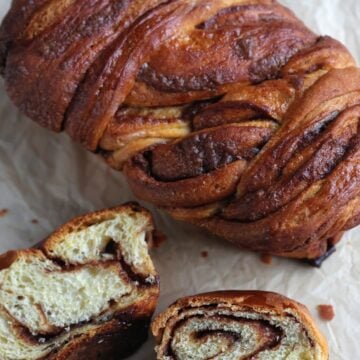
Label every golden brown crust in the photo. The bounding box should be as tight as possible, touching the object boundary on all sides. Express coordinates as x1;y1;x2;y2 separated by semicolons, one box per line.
0;204;160;360
152;291;329;359
41;202;154;250
125;158;247;208
1;0;359;261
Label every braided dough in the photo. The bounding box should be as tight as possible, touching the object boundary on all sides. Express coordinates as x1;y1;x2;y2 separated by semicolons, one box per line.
1;0;359;261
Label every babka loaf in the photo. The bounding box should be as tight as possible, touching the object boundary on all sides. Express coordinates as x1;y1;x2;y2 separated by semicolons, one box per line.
0;204;159;360
1;0;359;262
152;291;329;359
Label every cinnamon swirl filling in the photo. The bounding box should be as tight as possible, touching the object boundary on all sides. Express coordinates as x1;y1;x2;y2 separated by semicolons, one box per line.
152;291;328;360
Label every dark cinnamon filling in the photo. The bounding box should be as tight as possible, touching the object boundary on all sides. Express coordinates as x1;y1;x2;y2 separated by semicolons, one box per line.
148;125;273;181
138;23;316;92
165;314;284;359
294;111;340;153
222;109;357;222
11;305;147;347
47;239;155;286
137;0;317;93
192;102;277;130
196;4;295;31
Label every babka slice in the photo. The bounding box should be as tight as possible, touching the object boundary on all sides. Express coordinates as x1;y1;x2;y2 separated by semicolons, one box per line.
152;291;328;360
0;204;159;360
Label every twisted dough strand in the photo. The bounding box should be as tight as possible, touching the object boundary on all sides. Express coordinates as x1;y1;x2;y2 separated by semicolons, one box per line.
1;0;359;260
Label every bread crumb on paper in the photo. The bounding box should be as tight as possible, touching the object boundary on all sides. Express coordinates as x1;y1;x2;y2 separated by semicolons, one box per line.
317;305;335;321
0;209;9;218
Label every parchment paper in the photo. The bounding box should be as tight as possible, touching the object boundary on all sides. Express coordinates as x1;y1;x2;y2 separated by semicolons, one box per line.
0;1;359;359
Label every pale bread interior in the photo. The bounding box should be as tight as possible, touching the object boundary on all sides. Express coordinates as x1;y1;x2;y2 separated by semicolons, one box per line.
45;212;156;277
0;208;156;360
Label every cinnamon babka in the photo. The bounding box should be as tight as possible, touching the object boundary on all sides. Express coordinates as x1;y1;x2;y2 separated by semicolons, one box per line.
1;0;359;262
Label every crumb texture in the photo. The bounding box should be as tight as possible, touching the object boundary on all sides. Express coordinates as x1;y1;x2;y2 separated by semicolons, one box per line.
152;292;328;360
0;206;158;360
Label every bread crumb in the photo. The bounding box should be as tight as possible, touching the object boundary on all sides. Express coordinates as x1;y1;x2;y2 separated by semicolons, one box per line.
201;251;208;258
153;231;167;248
317;305;335;321
260;254;272;265
0;209;8;218
31;219;39;224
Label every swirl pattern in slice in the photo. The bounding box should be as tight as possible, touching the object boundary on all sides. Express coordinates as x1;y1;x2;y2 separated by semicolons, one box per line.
152;291;328;360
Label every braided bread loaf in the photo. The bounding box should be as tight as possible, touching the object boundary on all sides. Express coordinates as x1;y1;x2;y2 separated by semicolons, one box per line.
1;0;359;262
152;291;329;359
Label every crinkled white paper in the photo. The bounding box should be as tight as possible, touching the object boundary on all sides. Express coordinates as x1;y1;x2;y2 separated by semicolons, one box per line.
0;1;359;359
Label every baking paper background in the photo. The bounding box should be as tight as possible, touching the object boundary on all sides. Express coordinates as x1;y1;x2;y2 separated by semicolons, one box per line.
0;1;359;358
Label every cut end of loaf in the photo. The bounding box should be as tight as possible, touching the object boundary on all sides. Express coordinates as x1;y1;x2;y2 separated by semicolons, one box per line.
152;291;329;360
0;204;159;360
